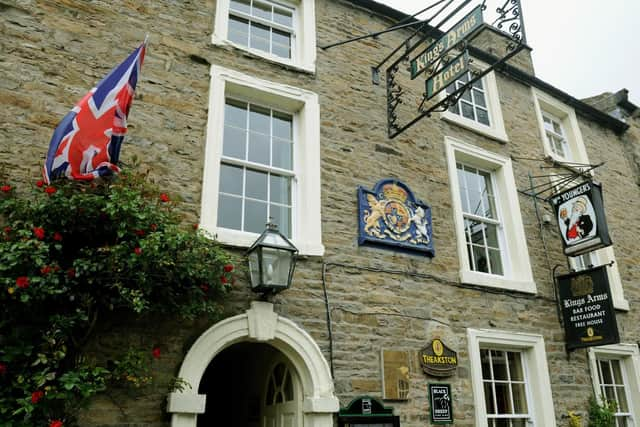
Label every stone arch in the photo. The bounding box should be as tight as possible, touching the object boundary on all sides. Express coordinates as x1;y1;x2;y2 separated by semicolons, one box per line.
167;301;339;427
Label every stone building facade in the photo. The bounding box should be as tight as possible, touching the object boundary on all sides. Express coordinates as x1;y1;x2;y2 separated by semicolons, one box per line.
1;0;639;426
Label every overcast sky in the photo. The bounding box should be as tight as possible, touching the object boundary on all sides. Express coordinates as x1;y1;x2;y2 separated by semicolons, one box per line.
373;0;640;105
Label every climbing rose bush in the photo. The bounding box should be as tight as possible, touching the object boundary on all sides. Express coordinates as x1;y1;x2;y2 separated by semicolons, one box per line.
0;171;234;426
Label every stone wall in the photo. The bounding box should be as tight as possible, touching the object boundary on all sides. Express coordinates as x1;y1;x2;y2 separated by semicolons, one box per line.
1;0;639;426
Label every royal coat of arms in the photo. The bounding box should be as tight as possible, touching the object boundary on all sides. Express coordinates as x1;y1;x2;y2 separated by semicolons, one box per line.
357;179;434;256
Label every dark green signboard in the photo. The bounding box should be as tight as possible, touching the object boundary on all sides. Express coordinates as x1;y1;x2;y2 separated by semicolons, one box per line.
425;52;469;101
429;383;453;424
558;265;619;351
410;5;483;79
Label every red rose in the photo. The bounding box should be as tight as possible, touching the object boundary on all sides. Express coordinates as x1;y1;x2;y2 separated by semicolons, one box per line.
159;193;170;203
33;227;45;240
1;185;11;193
134;247;142;255
192;223;199;230
49;421;63;427
16;276;29;289
223;264;234;273
40;265;52;275
45;186;57;195
0;362;7;375
149;223;158;232
220;276;228;284
53;232;63;241
152;347;161;359
134;229;145;237
3;226;11;234
31;390;44;404
36;180;45;188
200;284;210;293
67;268;76;279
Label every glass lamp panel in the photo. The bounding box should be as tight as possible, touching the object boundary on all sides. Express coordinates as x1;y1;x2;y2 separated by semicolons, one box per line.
261;247;292;287
248;250;261;290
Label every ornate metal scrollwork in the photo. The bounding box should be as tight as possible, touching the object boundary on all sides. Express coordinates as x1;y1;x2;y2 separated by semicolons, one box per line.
492;0;526;48
386;65;402;134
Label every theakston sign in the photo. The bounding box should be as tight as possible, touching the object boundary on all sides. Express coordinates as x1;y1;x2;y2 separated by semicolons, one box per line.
549;181;612;256
557;265;619;351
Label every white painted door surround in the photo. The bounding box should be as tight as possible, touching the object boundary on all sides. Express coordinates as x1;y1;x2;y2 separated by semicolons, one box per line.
167;301;339;427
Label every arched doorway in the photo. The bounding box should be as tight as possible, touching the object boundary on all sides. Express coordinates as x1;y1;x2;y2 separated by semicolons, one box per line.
197;342;302;427
167;301;338;427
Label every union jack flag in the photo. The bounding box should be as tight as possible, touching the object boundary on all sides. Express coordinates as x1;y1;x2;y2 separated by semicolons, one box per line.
43;40;147;184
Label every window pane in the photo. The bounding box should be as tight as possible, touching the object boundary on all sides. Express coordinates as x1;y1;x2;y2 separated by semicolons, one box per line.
479;170;494;217
484;382;496;413
245;169;268;201
461;101;475;119
512;383;528;413
225;99;248;128
270;204;291;237
473;88;487;107
252;0;272;20
272;28;291;47
248;131;270;165
273;112;292;139
491;350;508;380
228;16;249;46
617;385;629;412
273;7;293;27
244;199;268;233
457;166;470;212
217;194;243;230
488;248;503;275
272;41;291;58
477;108;490;126
250;22;270;52
273;138;293;170
249;104;270;133
600;360;613;384
611;360;623;385
223;126;247;159
270;175;291;204
481;349;492;378
494;382;512;414
461;89;472;103
508;352;524;381
219;163;243;195
473;245;489;273
230;0;251;13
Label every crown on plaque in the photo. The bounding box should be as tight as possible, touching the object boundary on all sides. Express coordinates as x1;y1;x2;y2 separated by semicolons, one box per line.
382;183;408;202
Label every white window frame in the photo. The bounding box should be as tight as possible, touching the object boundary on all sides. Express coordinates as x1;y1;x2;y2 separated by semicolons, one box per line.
588;344;640;425
467;328;556;427
201;65;323;256
440;66;509;143
212;0;317;73
532;87;589;165
446;137;536;293
535;88;629;310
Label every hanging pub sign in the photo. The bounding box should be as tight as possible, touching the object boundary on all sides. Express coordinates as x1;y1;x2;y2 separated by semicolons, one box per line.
428;383;453;424
358;179;435;257
420;339;458;377
549;181;612;256
557;265;619;351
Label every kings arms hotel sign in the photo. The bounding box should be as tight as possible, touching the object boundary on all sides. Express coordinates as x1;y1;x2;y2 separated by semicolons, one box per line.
358;179;434;256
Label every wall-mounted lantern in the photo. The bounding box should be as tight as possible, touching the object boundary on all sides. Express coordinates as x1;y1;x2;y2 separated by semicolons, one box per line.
246;223;298;294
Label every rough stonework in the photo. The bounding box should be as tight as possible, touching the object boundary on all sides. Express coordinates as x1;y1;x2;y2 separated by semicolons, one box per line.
1;0;639;426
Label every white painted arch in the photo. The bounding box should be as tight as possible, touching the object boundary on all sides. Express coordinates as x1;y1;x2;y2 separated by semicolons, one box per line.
167;301;339;427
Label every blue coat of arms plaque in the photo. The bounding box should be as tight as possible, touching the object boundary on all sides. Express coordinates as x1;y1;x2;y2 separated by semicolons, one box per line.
357;179;434;256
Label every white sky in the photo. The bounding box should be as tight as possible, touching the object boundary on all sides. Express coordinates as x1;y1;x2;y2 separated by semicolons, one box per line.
373;0;640;105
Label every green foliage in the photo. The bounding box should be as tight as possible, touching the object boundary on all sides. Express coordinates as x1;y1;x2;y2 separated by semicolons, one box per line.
588;396;617;427
0;172;234;426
